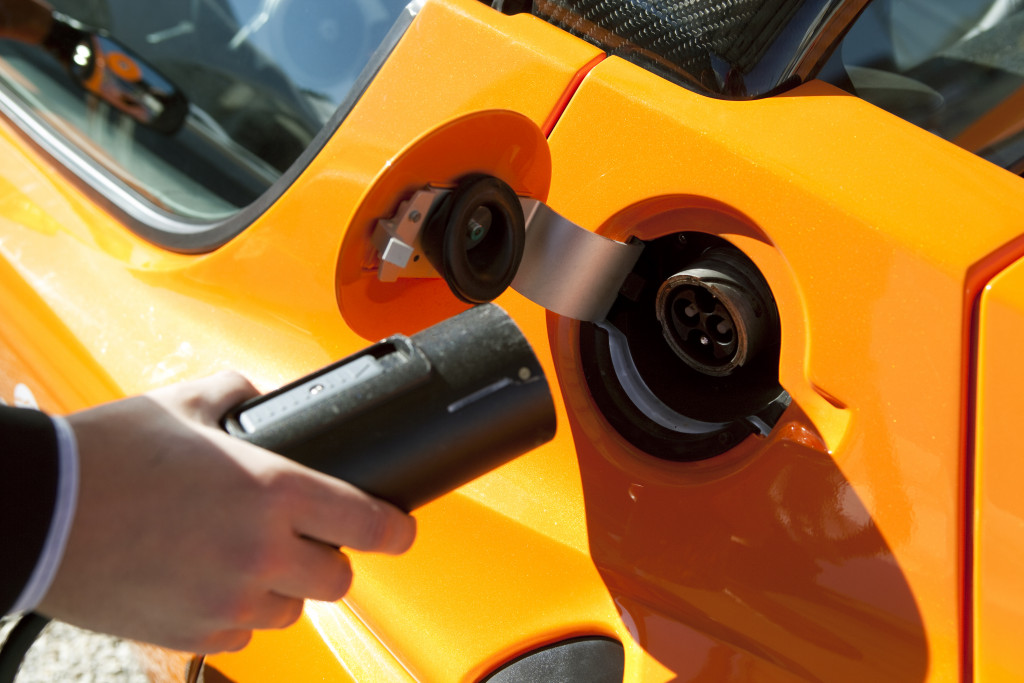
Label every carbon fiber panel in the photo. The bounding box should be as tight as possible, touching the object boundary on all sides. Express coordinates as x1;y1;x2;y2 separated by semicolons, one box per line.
532;0;869;97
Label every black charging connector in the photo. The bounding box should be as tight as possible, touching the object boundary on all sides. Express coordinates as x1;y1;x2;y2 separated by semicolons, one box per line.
223;303;556;511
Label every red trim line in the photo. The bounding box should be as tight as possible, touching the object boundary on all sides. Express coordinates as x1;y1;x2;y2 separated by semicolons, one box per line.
962;230;1024;682
542;54;606;138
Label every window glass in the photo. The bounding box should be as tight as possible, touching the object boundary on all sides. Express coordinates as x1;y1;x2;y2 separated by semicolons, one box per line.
820;0;1024;173
0;0;412;219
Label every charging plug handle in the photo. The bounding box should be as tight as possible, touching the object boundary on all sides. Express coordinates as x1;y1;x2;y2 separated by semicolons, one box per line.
223;304;556;511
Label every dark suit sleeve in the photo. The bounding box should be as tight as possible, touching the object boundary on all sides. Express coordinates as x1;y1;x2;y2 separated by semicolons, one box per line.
0;405;59;614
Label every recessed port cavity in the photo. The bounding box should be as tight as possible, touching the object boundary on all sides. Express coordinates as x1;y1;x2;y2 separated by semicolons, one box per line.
579;232;789;461
655;248;771;377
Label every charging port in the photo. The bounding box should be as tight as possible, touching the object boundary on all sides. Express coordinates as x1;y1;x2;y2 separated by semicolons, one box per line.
656;246;771;377
579;232;788;461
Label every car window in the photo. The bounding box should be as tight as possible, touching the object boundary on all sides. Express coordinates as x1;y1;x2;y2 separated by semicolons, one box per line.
819;0;1024;173
0;0;413;222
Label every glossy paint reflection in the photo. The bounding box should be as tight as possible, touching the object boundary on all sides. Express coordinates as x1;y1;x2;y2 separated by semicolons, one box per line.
556;316;926;680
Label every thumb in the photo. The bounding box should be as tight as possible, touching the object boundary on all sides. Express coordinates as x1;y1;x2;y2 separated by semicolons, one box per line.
152;371;261;427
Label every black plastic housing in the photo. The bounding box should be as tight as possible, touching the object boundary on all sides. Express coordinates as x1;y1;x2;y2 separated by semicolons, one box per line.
482;637;625;682
223;304;556;511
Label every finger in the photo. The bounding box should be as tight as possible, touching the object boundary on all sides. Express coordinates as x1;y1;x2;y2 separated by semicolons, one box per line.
291;473;416;555
270;538;354;602
236;592;306;630
160;371;261;426
204;589;305;633
194;629;254;654
195;370;261;423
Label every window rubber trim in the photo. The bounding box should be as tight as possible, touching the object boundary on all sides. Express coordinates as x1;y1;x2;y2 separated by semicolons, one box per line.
0;0;426;254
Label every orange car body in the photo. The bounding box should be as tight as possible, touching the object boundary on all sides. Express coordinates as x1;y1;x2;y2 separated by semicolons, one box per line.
1;0;1023;680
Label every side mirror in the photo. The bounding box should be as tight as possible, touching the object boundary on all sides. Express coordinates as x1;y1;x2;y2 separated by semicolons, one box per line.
43;11;187;134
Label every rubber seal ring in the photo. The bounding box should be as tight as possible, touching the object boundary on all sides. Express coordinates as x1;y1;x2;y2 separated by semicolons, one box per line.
424;175;525;304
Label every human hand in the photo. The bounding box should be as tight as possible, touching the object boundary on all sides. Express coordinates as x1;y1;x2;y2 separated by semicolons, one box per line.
36;371;416;653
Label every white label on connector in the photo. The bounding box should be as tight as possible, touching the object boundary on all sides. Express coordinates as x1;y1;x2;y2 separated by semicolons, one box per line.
238;355;384;433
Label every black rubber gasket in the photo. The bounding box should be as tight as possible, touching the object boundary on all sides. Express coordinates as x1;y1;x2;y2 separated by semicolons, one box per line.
423;174;525;304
